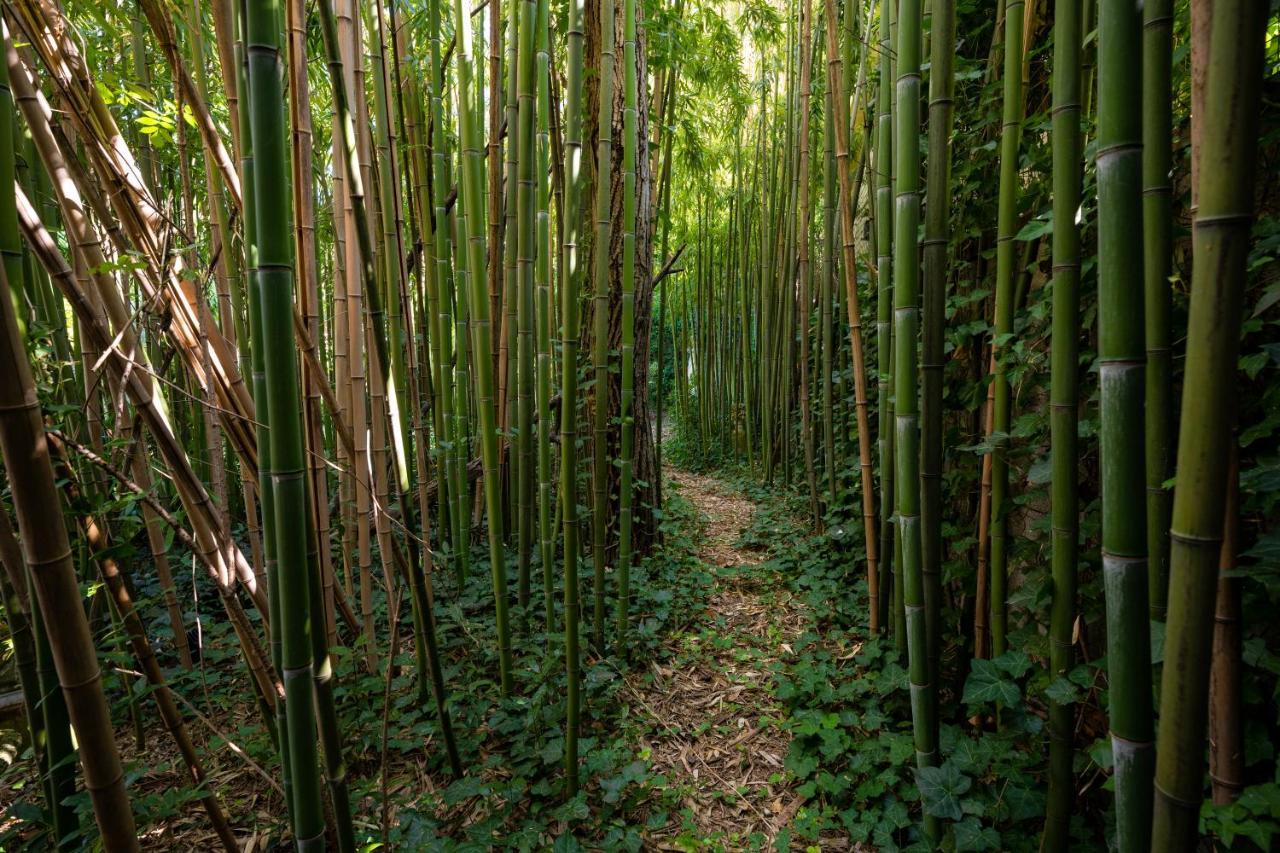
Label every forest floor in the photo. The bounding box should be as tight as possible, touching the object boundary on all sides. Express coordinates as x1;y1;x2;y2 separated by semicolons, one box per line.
630;466;853;851
1;461;879;850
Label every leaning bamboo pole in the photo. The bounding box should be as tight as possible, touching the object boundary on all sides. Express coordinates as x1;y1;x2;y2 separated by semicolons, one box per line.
49;438;239;852
823;0;877;632
137;0;242;207
16;194;282;714
1152;4;1265;847
0;257;138;850
8;48;266;615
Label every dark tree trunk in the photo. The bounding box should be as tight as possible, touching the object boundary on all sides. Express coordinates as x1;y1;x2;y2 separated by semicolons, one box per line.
582;0;658;563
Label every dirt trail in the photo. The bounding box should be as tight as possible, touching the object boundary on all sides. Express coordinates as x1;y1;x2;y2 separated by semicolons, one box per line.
632;467;809;849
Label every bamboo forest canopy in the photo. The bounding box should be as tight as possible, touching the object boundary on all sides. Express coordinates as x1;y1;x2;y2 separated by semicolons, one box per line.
0;0;1277;849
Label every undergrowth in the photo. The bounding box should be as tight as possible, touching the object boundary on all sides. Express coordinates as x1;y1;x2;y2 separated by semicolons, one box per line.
0;483;714;850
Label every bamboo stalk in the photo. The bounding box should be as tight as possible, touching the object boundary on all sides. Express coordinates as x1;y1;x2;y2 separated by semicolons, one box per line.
1097;0;1154;845
1043;0;1083;843
1152;4;1264;846
560;0;586;791
0;250;138;851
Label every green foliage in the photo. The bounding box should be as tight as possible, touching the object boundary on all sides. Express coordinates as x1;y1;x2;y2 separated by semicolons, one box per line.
0;477;711;849
1201;783;1280;850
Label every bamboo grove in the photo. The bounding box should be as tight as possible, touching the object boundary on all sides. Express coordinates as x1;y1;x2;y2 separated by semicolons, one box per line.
0;0;1276;849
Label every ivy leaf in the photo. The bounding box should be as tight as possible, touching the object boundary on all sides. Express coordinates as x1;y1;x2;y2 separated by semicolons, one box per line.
915;763;971;821
885;732;915;766
539;738;564;765
1044;676;1083;706
552;832;585;853
949;737;992;776
952;816;1001;851
962;659;1020;707
442;775;488;806
1243;527;1280;572
991;650;1032;679
1089;737;1113;770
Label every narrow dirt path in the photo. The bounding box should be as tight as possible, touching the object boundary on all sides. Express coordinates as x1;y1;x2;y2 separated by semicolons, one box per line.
631;467;809;850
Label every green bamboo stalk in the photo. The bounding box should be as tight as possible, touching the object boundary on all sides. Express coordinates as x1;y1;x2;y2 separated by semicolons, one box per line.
1097;0;1153;846
1042;0;1082;845
0;32;136;852
430;0;470;586
616;0;639;650
874;0;894;635
236;5;292;810
370;0;412;503
0;31;20;334
503;0;522;549
451;0;515;693
401;11;450;566
893;0;938;841
821;71;836;512
919;0;953;698
516;0;537;630
560;0;586;791
316;0;467;768
534;0;555;634
245;0;325;843
0;517;74;847
740;121;757;476
988;0;1023;658
796;0;819;527
1152;4;1264;847
284;1;356;842
1142;0;1172;621
590;0;616;651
